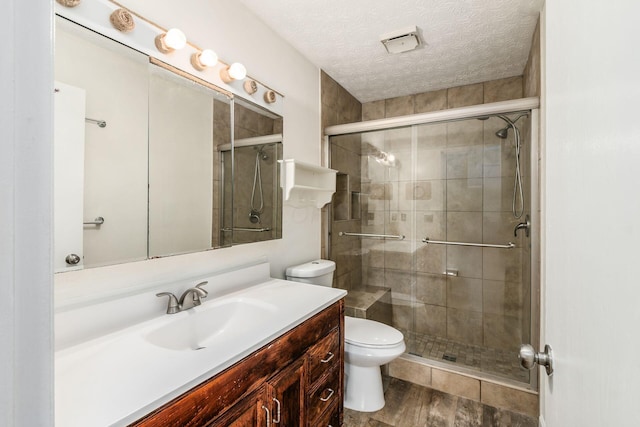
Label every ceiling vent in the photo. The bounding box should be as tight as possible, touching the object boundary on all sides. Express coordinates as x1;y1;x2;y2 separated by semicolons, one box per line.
380;26;421;54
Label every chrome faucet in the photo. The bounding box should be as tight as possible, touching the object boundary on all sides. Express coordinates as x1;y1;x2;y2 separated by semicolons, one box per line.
156;281;208;314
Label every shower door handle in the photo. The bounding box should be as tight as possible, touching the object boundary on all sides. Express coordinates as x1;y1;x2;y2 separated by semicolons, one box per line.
519;344;554;376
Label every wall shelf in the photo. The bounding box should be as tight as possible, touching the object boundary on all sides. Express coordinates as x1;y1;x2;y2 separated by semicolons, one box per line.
278;159;337;208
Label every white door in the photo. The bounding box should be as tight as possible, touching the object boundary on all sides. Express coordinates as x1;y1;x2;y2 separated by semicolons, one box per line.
541;2;640;426
53;81;85;272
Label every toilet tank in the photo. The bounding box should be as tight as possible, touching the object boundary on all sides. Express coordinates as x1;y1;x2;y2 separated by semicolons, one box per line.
285;259;335;287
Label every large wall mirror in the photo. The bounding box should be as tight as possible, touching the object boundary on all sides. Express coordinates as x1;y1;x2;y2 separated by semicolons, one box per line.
53;16;283;272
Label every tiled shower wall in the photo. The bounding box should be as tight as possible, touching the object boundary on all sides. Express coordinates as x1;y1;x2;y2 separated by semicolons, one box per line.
323;74;531;354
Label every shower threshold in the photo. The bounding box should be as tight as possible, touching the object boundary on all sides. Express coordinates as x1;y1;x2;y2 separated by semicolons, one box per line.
402;330;529;384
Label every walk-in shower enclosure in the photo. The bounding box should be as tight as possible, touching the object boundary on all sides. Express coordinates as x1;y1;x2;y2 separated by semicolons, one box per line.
326;99;539;387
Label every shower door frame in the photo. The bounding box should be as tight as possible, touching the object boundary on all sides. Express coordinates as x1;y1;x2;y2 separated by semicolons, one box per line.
324;98;541;390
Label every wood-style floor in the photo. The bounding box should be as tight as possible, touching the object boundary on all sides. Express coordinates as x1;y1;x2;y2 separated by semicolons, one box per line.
343;377;537;427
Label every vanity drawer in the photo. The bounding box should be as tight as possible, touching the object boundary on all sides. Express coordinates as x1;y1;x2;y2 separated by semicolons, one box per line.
312;400;340;427
307;367;340;425
307;328;340;385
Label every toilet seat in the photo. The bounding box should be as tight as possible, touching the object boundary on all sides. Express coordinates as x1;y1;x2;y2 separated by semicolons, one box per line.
345;317;404;348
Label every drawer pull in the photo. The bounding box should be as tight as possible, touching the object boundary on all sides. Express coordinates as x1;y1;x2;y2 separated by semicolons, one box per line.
319;388;335;402
320;352;335;363
272;397;281;424
262;405;271;427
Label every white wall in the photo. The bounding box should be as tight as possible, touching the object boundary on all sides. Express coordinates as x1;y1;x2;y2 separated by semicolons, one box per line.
0;0;53;424
55;24;149;268
55;0;322;304
543;1;640;425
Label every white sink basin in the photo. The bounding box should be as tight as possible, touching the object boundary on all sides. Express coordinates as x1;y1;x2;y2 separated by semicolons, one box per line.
145;297;277;351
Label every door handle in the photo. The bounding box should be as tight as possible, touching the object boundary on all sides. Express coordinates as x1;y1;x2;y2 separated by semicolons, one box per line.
519;344;554;376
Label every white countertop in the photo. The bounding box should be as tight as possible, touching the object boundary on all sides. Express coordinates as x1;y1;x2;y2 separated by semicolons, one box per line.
55;279;346;426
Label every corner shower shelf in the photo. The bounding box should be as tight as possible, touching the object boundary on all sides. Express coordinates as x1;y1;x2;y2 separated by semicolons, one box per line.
278;159;337;208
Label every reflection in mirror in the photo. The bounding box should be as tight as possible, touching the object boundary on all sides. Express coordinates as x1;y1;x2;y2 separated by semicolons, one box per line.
221;100;283;245
147;63;232;258
53;17;234;271
54;18;149;271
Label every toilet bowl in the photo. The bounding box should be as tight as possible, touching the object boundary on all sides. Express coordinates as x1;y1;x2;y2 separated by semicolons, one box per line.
285;259;405;412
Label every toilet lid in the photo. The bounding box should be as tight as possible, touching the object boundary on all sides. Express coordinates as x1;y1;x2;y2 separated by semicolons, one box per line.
345;317;404;348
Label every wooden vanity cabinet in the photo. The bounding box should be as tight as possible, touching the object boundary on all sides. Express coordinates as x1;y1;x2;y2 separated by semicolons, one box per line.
130;300;344;427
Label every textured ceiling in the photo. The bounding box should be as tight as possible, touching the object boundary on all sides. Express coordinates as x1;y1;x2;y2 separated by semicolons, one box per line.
237;0;544;103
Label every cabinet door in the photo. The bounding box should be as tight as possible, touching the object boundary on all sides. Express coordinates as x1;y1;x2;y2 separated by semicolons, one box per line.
208;387;268;427
266;359;305;427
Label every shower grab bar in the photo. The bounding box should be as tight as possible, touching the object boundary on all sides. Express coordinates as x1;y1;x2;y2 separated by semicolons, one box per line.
422;237;514;249
83;216;104;226
222;227;271;232
338;231;405;240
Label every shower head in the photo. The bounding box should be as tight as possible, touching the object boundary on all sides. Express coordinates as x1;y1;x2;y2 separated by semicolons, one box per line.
496;127;510;139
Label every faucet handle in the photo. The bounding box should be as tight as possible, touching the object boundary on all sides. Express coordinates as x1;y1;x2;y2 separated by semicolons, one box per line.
156;292;180;314
195;281;209;296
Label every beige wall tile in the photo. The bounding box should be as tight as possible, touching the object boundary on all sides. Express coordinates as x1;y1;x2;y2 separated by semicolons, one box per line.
321;70;339;107
416;273;447;305
416;148;447;180
483;177;513;212
447;308;483;345
389;357;432;388
447;276;483;311
483;76;523;104
523;19;541;98
415;89;447;113
446;211;483;242
483;247;522;282
415;303;447;336
446;246;483;279
416;244;446;274
417;122;447;148
483;212;521;245
483;279;524;317
481;382;539;417
416;211;446;242
446;146;484;179
362;100;385;121
432;368;480;401
483;312;522;350
446;178;483;212
413;180;445;211
385;95;415;118
447;120;484;147
447;83;483;108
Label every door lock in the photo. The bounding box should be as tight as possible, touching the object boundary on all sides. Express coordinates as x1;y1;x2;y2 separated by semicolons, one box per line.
519;344;554;376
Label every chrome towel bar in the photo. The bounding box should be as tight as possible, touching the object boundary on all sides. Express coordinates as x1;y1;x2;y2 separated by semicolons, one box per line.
222;227;271;232
422;237;514;249
83;216;104;226
338;232;405;240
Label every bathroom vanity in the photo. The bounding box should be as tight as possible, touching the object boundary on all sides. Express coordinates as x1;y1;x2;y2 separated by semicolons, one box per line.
55;262;346;426
131;300;343;427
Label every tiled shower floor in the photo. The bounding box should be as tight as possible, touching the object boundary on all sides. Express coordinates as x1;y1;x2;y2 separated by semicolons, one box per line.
402;330;529;383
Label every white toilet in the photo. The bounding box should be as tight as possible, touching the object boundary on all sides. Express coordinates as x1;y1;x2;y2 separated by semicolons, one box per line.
285;259;405;412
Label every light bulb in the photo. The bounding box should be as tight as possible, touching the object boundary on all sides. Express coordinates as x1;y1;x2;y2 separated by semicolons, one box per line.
220;62;247;83
199;49;218;66
155;28;187;54
228;63;247;80
164;28;187;50
191;49;218;71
